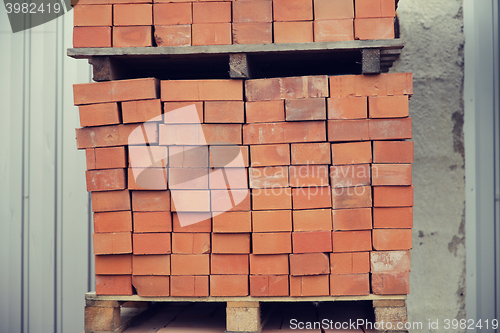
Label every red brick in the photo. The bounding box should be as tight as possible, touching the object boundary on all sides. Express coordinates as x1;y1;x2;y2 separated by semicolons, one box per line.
171;254;210;275
330;164;371;188
314;0;354;20
91;190;131;212
132;275;170;297
373;141;414;164
285;99;326;121
330;274;369;296
245;78;281;102
74;78;159;105
369;96;409;118
354;18;394;40
193;2;231;23
210;145;249;168
253;232;292;254
73;5;112;26
128;168;167;191
172;212;212;232
252;188;292;210
169;145;207;169
133;233;171;255
252;210;292;232
249;166;289;188
373;207;413;228
373;229;412;250
293;209;332;231
172;233;210;254
243;123;284;145
283;121;327;143
211;168;246;189
76;123;159;149
114;4;152;26
86;149;96;170
250;275;289;296
355;0;395;18
289;165;329;187
212;211;252;233
95;254;132;275
113;26;153;47
329;75;357;98
372;164;412;186
249;254;289;275
390;72;414;96
159;124;204;146
203;124;243;145
273;0;313;21
153;3;192;25
250;144;290;167
86;169;126;192
132;190;170;211
93;147;127;170
281;76;330;100
161;81;200;102
331;230;371;252
314;19;354;42
170;275;209;296
132;255;170;275
246;101;285;123
373;185;413;207
291;143;331;165
292;186;332;209
129;146;167;169
154;25;192;47
192;23;232;45
328;119;369;142
94;211;132;233
73;27;111;48
122;99;161;124
210;275;249;296
331;141;372;165
211;254;249;275
94;232;132;255
332;208;371;231
354;74;390;97
331;185;372;209
96;275;132;295
372;272;409;295
233;1;272;23
78;103;120;127
232;23;273;44
204;101;244;123
330;252;370;274
171;190;211;212
133;212;172;233
212;233;251;254
371;250;411;273
274;22;314;44
163;102;203;123
211;189;251;212
292;231;332;253
328;97;367;119
290;275;329;296
290;253;330;275
168;167;208;190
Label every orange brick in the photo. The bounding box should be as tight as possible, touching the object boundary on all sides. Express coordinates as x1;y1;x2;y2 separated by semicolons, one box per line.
170;190;211;212
132;190;170;211
159;124;204;146
330;252;370;274
73;27;111;48
373;207;413;228
250;144;290;167
283;121;327;143
133;212;172;233
354;18;394;40
328;119;369;142
250;275;289;296
232;23;273;44
330;164;371;188
154;25;192;47
86;169;126;192
192;23;232;45
253;232;292;254
210;275;248;296
292;186;332;209
330;274;369;296
233;1;272;23
290;253;330;275
86;149;96;170
211;254;249;275
94;147;127;169
373;185;413;207
331;141;372;165
211;189;251;212
292;231;332;253
373;141;414;164
76;123;159;149
153;3;192;25
243;123;284;145
290;275;329;296
212;211;252;233
355;0;395;18
212;233;251;254
204;101;244;123
252;210;292;232
193;2;231;23
91;190;131;212
74;78;159;105
169;146;208;168
273;0;313;21
168;167;208;190
328;97;367;119
122;99;161;124
369;96;409;118
94;232;132;255
203;124;243;145
252;188;292;210
246;101;285;123
133;233;171;255
163;102;203;123
249;166;289;188
128;168;168;191
291;143;331;165
245;78;281;102
94;211;132;233
354;74;390;97
132;275;170;297
210;145;249;168
285;99;326;121
96;275;132;296
249;254;289;275
172;212;212;232
172;233;210;254
113;26;153;47
289;165;329;187
132;254;170;275
73;5;112;26
329;75;356;98
372;272;409;295
373;229;412;250
390;72;414;96
95;254;132;275
314;19;354;42
314;0;354;20
274;21;314;43
280;76;329;99
332;208;371;231
331;230;371;252
170;275;209;296
171;254;209;275
372;164;412;186
331;185;372;209
293;209;332;231
371;250;411;273
114;4;152;26
129;146;167;169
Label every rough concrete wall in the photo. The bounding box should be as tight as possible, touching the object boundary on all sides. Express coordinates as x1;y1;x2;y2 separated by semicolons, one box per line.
392;0;466;332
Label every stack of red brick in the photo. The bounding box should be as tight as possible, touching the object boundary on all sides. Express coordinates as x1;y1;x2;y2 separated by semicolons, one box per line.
73;0;396;47
74;72;412;297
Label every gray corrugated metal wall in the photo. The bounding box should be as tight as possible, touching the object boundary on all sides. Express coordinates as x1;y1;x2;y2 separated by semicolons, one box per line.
0;8;93;333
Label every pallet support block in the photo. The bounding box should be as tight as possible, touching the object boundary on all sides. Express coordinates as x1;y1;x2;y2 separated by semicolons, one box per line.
90;56;124;82
229;53;252;79
226;301;261;333
361;49;381;74
372;299;408;333
85;298;149;333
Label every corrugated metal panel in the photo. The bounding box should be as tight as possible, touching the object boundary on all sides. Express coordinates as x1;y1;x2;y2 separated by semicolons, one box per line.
0;8;93;333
